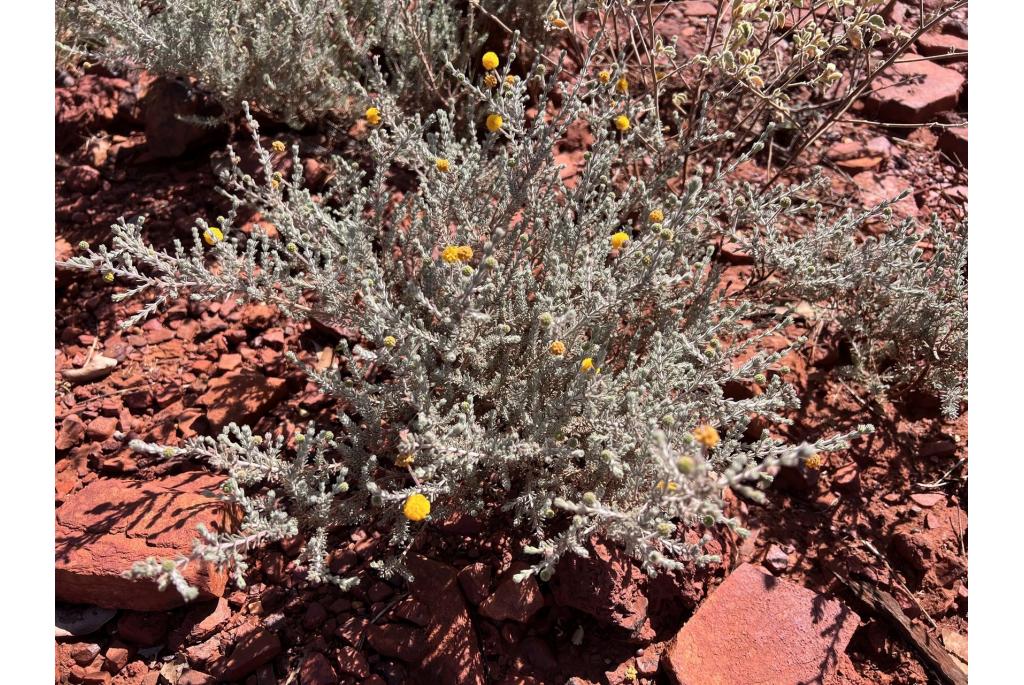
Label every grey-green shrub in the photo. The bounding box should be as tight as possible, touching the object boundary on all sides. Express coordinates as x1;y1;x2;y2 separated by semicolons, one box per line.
61;32;887;595
56;0;558;125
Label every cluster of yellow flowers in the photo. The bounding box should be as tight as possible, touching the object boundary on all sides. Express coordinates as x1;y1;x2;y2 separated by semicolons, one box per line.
692;424;721;449
441;245;474;264
804;453;824;470
365;106;382;127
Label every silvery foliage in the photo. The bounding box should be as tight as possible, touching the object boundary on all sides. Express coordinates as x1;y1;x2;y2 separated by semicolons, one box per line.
56;0;559;125
731;194;967;417
63;35;882;596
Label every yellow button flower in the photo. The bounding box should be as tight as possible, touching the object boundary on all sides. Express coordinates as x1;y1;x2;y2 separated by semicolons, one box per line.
395;453;414;468
203;226;224;246
580;357;596;373
383;335;397;348
614;115;630;132
365;106;382;127
482;51;500;70
435;158;451;173
484;73;498;89
649;209;664;223
598;70;611;83
271;140;286;153
441;246;461;263
804;453;824;470
456;245;474;262
692;424;720;449
486;113;504;132
549;340;566;356
610;231;629;250
403;493;431;521
616;77;629;93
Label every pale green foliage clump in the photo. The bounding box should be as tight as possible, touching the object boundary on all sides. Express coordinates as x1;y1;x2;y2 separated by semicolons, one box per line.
56;0;556;125
736;202;967;416
64;34;879;594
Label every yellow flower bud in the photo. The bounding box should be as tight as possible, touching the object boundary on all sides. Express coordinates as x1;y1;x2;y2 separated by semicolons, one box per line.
482;51;499;70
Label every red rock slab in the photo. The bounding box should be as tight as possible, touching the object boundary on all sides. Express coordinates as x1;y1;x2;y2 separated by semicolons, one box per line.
197;370;287;430
863;60;965;124
406;555;486;685
662;563;860;685
55;472;234;611
479;568;545;623
551;537;648;631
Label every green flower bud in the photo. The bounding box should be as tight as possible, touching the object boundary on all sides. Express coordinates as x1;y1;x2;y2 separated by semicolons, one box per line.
676;456;696;474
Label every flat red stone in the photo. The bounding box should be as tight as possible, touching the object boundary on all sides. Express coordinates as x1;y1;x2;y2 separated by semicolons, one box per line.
663;563;860;685
55;472;234;610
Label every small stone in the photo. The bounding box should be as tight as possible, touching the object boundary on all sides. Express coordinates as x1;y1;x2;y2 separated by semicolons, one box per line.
70;642;102;666
197;371;287;431
56;414;86;450
831;462;861;493
299;652;338;684
301;602;329;631
479;571;545;623
334;616;367;645
117;612;170;647
80;670;112;685
366;623;428;662
336;646;370;678
217;353;243;371
178;670;217;685
215;628;281;681
367;581;394;603
457;563;492;605
910;493;945;508
188;598;232;642
551;538;648;631
764;545;790;574
103;640;133;674
65;165;102;193
863;60;965;124
939;127;967;166
86;416;118;441
917;32;967;61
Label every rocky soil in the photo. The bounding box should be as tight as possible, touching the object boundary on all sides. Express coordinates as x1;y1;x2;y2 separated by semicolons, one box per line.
55;3;967;684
